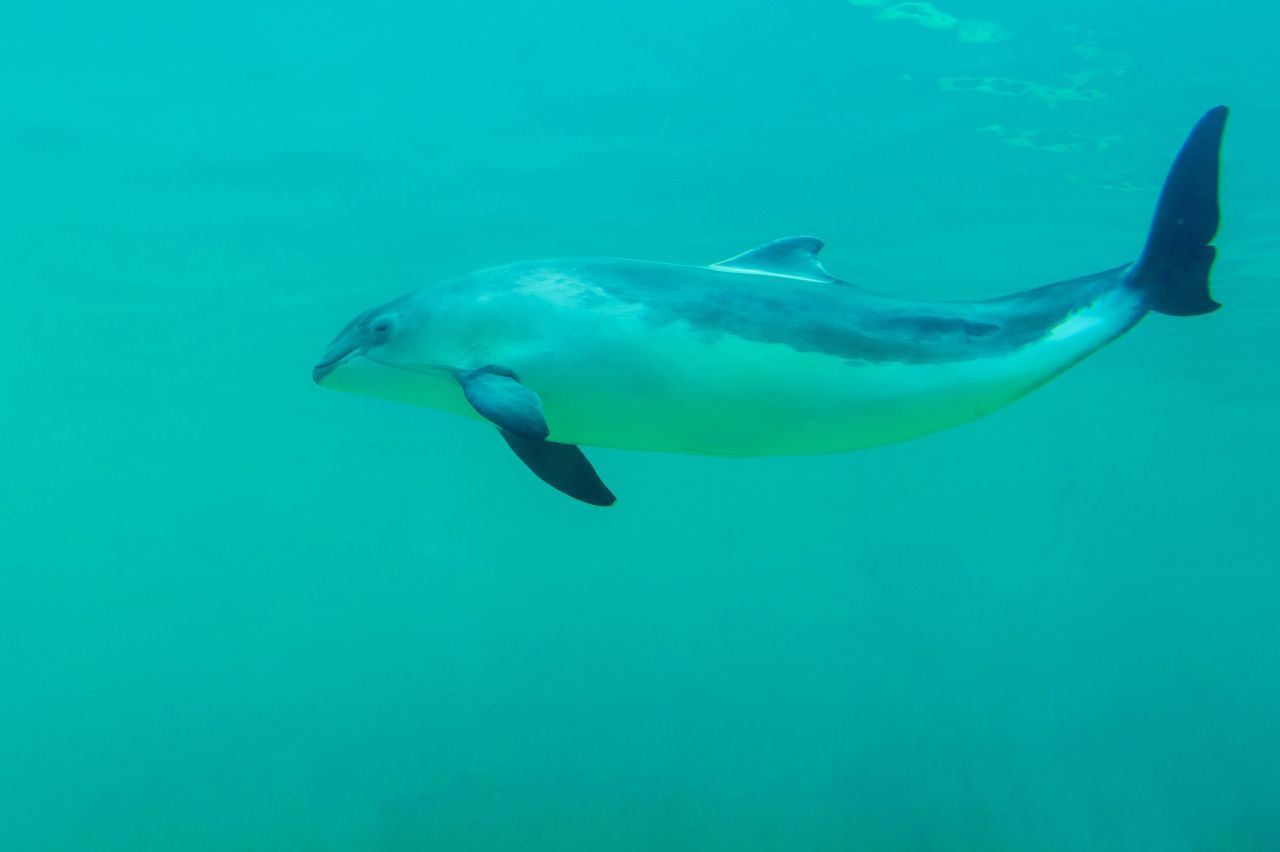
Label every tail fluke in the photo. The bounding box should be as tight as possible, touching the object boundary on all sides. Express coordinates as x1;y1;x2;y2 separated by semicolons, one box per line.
1127;106;1229;316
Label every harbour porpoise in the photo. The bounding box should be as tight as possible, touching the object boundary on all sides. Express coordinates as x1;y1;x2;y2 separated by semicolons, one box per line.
314;107;1229;506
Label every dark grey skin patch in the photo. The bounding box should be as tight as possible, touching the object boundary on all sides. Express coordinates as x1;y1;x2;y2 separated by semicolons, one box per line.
453;259;1137;366
336;253;1141;372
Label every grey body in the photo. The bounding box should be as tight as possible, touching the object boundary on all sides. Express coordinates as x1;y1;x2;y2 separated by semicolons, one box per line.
314;108;1229;504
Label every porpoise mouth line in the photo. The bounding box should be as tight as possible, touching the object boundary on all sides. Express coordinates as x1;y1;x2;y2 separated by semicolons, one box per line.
315;353;351;370
314;352;456;384
312;347;360;383
363;356;455;376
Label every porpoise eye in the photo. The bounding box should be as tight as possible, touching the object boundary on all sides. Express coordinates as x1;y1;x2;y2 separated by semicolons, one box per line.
371;318;392;336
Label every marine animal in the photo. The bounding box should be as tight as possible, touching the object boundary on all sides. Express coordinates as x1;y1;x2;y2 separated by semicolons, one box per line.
314;107;1228;506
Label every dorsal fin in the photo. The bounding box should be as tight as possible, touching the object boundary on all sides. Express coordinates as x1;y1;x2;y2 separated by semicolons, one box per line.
711;236;840;284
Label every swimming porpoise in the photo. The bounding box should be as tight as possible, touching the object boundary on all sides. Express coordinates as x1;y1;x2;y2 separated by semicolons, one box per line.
314;107;1228;506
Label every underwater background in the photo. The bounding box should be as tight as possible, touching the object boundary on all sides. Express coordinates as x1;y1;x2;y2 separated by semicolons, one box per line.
3;0;1278;848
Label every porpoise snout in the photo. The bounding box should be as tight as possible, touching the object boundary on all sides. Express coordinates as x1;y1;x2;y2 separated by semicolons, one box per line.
312;360;337;384
313;337;361;385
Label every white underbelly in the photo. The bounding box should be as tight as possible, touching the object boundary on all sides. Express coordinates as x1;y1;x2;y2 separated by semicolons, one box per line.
518;303;1137;455
325;294;1143;457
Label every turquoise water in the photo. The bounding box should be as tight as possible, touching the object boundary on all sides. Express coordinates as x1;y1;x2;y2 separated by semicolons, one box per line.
3;1;1278;848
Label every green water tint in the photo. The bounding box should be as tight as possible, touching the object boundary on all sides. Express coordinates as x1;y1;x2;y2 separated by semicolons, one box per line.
2;0;1277;848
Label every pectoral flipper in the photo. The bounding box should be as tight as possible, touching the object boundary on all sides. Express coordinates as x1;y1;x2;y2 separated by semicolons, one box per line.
458;367;616;506
499;430;616;507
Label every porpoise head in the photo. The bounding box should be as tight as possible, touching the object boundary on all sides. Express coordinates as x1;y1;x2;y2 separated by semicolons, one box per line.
312;302;408;385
